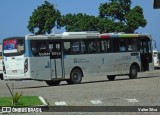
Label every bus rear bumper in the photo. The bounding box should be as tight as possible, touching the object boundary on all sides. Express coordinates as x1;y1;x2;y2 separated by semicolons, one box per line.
3;74;32;80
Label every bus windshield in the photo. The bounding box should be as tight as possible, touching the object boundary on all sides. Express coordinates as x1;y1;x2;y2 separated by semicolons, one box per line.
3;38;25;56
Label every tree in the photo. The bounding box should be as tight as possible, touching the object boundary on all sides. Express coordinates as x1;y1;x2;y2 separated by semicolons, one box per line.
61;13;99;32
27;1;61;34
99;0;147;33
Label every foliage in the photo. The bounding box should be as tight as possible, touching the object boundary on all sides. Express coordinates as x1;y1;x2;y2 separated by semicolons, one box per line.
10;92;23;106
27;1;61;34
0;96;43;106
27;0;147;34
60;13;99;32
125;6;147;33
6;83;23;106
99;0;147;33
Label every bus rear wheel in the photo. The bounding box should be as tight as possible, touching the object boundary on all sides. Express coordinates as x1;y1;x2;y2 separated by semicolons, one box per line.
45;80;60;86
0;74;3;80
129;65;138;79
68;69;82;84
107;75;116;81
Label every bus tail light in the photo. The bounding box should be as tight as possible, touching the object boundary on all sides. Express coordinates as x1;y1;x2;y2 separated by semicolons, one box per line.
2;61;6;74
24;59;28;73
100;34;110;39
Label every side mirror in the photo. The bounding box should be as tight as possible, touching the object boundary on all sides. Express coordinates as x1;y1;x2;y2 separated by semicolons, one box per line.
154;0;160;9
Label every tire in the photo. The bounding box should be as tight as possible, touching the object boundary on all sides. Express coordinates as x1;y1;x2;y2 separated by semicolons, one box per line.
0;74;3;80
69;69;82;84
66;79;73;84
129;65;138;79
45;80;60;86
107;75;116;81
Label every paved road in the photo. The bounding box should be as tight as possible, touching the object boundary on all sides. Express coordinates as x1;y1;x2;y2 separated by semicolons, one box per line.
0;70;160;115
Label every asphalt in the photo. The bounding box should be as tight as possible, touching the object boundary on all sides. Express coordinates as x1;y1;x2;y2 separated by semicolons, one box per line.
0;70;160;115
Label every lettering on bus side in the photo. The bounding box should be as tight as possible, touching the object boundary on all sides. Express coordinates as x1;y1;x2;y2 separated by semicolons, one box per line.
122;56;131;60
74;58;89;63
39;52;50;56
50;51;62;59
38;52;61;57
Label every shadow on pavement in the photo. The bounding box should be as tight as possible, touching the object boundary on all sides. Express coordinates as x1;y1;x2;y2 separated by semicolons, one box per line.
16;75;160;89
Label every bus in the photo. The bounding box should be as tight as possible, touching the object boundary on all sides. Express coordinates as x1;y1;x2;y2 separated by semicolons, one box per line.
153;49;160;68
2;32;154;86
0;50;3;80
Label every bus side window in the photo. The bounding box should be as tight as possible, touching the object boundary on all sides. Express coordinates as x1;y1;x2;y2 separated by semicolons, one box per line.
113;39;119;52
88;40;97;53
71;41;80;54
101;39;112;53
127;39;138;52
119;39;126;52
80;40;86;54
64;42;71;54
31;41;38;56
38;41;48;54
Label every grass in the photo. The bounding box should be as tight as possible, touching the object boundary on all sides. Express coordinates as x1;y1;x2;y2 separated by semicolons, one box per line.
0;96;43;106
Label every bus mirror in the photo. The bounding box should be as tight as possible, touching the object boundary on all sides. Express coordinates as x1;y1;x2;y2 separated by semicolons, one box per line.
154;0;160;9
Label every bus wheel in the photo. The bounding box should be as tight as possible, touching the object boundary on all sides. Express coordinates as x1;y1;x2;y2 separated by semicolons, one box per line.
45;80;60;86
107;75;116;81
70;69;82;84
66;79;73;84
0;74;3;80
129;65;138;79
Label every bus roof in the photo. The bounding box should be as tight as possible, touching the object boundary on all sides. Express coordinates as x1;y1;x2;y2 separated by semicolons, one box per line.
25;32;151;40
26;31;100;40
100;33;151;39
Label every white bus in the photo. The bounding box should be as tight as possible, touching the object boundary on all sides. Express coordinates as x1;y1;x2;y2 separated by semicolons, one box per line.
0;50;3;80
153;49;160;68
2;32;154;86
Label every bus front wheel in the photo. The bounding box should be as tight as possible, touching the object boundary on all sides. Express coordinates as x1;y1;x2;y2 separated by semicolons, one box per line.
107;75;116;81
68;69;82;84
129;65;138;79
45;80;60;86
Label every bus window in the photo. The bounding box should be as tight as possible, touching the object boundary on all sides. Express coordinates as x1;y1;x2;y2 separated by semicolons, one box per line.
80;40;86;54
31;41;38;56
39;43;47;53
88;40;97;53
113;39;119;52
3;38;25;56
30;40;48;56
140;39;149;53
71;41;80;54
64;41;80;55
127;39;138;52
101;39;112;53
64;42;71;54
119;39;126;52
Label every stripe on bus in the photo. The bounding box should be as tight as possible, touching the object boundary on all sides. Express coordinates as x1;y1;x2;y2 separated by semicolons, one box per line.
100;34;138;39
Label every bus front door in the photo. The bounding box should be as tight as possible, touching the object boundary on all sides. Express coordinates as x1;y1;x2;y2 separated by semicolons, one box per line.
140;38;153;71
50;42;64;79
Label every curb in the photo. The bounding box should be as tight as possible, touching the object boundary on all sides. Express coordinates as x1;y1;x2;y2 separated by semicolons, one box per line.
38;96;49;111
39;96;48;105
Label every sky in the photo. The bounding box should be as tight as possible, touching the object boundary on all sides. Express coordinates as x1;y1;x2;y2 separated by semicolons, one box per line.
0;0;160;50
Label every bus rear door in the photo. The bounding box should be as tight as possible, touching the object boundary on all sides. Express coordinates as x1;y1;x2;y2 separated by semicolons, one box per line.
49;42;64;79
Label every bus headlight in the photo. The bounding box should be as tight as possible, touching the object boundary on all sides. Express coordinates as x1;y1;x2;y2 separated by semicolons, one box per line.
24;58;28;73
